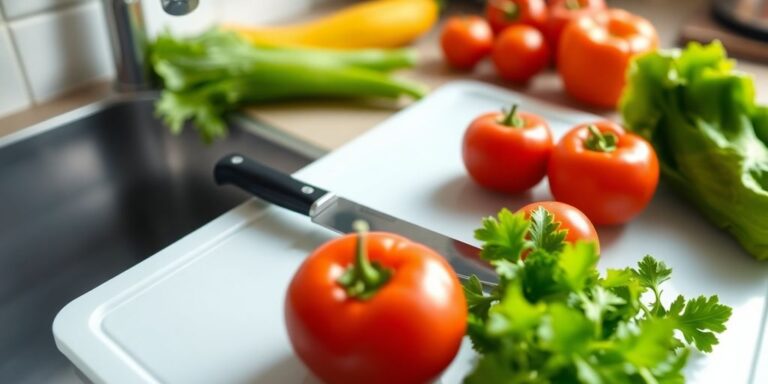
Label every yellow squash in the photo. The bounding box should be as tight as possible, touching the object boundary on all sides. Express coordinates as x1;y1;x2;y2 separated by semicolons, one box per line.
226;0;439;49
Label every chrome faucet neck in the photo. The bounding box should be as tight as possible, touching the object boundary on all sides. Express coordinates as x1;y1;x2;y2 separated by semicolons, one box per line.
161;0;200;16
103;0;199;92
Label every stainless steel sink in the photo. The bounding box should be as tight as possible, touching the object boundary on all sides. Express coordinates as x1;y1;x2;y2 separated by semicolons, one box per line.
0;94;315;383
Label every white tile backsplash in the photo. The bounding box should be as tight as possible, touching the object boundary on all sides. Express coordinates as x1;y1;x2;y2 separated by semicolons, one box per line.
216;0;334;26
143;0;217;38
1;0;86;20
143;0;335;38
9;0;113;103
0;25;31;115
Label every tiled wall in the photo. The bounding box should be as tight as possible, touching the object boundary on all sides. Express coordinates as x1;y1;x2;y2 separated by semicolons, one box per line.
0;0;333;119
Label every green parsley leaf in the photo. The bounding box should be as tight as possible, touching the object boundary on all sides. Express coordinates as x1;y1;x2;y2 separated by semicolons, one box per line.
467;313;497;354
494;260;520;281
579;286;625;326
520;248;563;302
634;256;673;316
653;348;689;384
464;354;517;384
556;242;599;292
600;268;636;288
574;356;603;384
463;275;497;319
527;206;567;253
635;255;672;291
668;295;732;352
668;295;685;316
487;281;544;336
617;318;677;368
474;209;529;263
539;304;594;355
599;267;645;327
465;208;733;383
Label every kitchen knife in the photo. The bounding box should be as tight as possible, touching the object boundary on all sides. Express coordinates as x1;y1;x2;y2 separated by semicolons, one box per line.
214;153;497;286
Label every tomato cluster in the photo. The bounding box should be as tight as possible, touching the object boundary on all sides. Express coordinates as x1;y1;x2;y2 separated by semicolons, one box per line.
441;0;553;83
462;106;659;226
440;1;658;108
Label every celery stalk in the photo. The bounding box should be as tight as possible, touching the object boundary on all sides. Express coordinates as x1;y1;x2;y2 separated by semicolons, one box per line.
150;29;426;142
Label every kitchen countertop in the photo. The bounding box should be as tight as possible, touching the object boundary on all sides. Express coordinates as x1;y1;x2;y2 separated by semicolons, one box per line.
243;0;768;152
0;81;112;139
1;0;766;150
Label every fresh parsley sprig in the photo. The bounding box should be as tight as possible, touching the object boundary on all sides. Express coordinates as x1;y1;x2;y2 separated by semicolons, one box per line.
464;208;732;384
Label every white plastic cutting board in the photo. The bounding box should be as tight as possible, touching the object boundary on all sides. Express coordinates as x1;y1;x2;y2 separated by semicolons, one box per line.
54;81;768;384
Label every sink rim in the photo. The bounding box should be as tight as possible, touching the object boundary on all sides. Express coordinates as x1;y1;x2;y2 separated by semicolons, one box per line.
0;92;328;160
0;92;157;150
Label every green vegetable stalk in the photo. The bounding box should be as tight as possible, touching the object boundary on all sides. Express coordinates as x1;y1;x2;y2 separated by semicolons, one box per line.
150;29;427;142
464;208;731;383
620;41;768;260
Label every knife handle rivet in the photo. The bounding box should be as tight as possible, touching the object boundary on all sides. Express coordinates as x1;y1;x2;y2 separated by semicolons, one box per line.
301;186;315;194
231;156;244;164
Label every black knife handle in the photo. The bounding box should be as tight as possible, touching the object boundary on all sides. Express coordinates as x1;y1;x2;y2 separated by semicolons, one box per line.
214;153;328;216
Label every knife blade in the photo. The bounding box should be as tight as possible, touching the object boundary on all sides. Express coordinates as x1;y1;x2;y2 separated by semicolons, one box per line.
214;153;497;286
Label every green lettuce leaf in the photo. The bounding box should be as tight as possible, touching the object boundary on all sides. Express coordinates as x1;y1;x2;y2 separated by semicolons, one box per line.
620;41;768;260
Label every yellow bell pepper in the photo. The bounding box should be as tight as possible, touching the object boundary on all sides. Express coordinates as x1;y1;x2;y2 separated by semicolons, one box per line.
225;0;439;49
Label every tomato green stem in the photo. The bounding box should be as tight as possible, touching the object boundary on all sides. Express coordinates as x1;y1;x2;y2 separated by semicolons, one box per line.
501;1;520;20
337;220;392;300
565;0;582;10
499;104;525;128
584;124;618;153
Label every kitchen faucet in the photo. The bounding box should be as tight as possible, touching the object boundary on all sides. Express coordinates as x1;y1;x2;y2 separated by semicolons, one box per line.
103;0;200;91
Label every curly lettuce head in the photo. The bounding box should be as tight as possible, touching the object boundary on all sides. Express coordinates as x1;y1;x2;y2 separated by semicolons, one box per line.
620;41;768;260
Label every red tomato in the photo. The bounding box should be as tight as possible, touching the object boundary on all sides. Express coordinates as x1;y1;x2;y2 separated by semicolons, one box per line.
517;201;600;251
545;0;606;59
548;121;659;225
485;0;547;34
462;105;553;193
492;25;550;83
440;16;494;70
285;224;467;384
558;9;658;107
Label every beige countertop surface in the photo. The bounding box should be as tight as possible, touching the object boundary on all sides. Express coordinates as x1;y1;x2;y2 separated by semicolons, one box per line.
242;0;768;152
1;0;766;152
